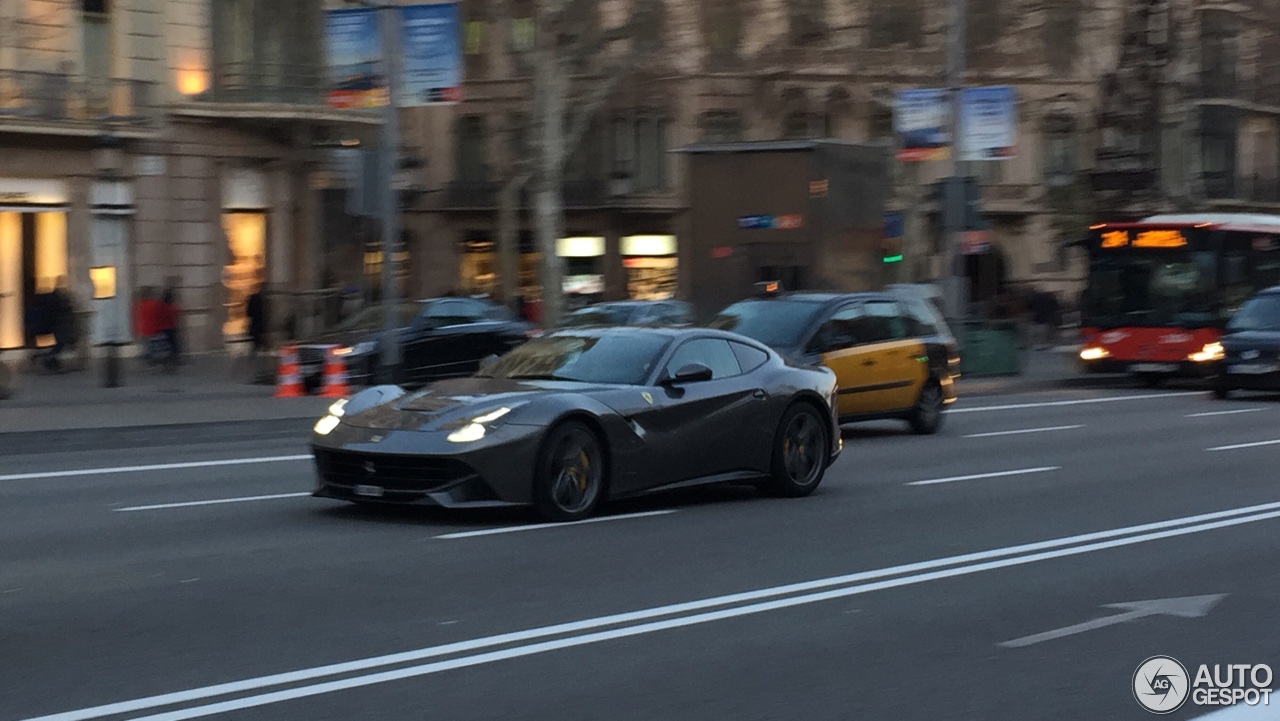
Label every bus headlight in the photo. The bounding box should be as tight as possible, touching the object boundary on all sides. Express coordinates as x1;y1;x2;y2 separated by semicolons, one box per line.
1080;346;1110;361
1189;342;1224;362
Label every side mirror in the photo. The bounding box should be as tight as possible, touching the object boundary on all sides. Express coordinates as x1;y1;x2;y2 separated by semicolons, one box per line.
479;354;499;372
664;362;714;385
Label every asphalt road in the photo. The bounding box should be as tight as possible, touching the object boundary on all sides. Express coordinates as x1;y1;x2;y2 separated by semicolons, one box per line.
3;384;1280;721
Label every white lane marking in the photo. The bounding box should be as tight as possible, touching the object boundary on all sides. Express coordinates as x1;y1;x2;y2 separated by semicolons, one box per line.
114;493;312;512
434;510;677;539
1187;408;1264;418
964;425;1084;439
27;498;1280;721
78;508;1280;721
0;455;312;482
951;392;1200;414
1207;439;1280;452
907;467;1060;487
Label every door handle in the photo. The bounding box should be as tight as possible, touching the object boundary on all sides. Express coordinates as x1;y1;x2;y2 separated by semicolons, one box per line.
752;389;768;400
861;359;876;366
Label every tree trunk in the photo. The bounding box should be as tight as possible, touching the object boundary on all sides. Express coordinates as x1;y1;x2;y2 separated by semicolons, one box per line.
496;174;527;309
532;7;568;329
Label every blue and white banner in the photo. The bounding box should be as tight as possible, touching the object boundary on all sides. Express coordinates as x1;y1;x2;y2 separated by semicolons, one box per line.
325;2;461;109
893;86;1018;162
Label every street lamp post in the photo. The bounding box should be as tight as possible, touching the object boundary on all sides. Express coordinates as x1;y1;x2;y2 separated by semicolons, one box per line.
376;2;403;385
941;0;968;324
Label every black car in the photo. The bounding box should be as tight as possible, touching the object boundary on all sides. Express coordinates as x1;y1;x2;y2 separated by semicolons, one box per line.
1213;286;1280;398
312;297;534;388
561;300;692;328
310;327;841;521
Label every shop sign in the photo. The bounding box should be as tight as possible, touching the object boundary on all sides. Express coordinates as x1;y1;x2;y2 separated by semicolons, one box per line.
0;179;69;206
737;214;803;230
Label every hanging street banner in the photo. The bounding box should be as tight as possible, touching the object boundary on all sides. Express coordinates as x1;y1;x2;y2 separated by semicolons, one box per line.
400;2;463;105
893;86;1018;162
960;86;1017;161
325;2;461;110
894;89;950;162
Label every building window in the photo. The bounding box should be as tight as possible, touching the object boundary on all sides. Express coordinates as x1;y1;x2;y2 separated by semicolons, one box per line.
702;0;742;63
1043;4;1079;74
783;112;829;140
972;161;1004;186
700;111;743;143
869;106;893;143
868;0;922;49
1201;106;1238;200
81;0;112;109
787;0;826;46
633;117;670;191
1043;129;1077;188
508;112;531;166
966;0;1001;64
1200;10;1238;98
455;115;489;184
509;0;535;73
463;0;488;77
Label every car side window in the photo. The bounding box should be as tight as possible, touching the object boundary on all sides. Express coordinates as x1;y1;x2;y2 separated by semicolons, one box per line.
730;342;770;373
902;298;941;337
858;301;908;344
664;338;743;380
425;300;483;327
809;303;866;353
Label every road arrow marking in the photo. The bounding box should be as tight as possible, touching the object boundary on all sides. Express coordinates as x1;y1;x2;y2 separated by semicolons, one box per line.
998;594;1227;649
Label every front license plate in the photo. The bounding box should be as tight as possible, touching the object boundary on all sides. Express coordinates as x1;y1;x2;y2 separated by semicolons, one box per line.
1229;363;1279;375
302;364;322;376
353;484;385;498
1129;363;1177;373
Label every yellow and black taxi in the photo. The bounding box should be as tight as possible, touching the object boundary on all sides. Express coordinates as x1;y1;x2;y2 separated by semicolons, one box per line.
709;283;960;433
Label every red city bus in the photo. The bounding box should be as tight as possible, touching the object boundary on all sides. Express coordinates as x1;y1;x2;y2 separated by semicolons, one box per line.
1076;213;1280;385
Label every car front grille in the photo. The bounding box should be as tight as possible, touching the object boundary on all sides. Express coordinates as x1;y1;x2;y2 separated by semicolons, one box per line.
298;346;328;367
312;447;476;493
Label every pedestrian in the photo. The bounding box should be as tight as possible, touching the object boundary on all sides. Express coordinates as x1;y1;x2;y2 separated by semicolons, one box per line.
41;276;76;372
245;281;268;382
157;287;182;363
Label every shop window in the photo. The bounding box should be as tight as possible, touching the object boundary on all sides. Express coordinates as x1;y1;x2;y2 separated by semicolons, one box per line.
0;213;21;349
787;0;826;46
82;0;112;113
784;112;828;140
966;0;1001;65
222;212;266;338
463;0;489;78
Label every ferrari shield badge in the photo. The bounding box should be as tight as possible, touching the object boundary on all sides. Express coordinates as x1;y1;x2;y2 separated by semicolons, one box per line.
641;392;653;405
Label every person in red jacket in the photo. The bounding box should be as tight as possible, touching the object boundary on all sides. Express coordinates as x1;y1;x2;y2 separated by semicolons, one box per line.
134;286;160;339
156;287;181;361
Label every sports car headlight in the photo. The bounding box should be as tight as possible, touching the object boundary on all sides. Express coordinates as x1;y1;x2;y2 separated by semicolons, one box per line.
314;414;341;435
445;406;514;443
328;399;348;417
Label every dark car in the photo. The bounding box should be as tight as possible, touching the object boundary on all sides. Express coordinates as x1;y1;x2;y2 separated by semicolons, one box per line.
306;297;535;389
297;301;424;391
561;300;692;328
709;284;960;433
310;327;841;521
1213;287;1280;398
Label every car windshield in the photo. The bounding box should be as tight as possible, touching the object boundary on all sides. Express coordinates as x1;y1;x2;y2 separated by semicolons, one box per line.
333;302;422;332
563;305;634;327
708;299;825;349
1082;253;1218;328
477;332;671;385
1227;294;1280;331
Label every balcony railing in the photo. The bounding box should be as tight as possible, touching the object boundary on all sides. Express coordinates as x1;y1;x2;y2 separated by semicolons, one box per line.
204;63;328;105
0;69;155;126
1207;174;1280;203
442;179;669;211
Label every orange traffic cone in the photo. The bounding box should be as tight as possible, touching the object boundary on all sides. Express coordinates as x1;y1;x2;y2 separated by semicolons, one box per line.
319;345;350;398
274;345;305;398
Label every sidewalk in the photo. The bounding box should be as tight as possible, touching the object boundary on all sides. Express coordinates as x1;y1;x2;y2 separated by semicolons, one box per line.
955;346;1085;398
0;354;332;434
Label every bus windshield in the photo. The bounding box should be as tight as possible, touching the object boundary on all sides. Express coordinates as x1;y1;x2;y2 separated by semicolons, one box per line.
1082;251;1218;328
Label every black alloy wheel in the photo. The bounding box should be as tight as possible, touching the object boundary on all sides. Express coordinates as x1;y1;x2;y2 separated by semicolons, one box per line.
533;421;606;522
908;380;945;435
761;403;829;498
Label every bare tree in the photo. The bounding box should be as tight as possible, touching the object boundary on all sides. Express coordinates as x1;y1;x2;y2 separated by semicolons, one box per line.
495;0;657;327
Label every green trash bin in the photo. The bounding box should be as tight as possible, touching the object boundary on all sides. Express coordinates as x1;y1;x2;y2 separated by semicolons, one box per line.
957;320;1023;377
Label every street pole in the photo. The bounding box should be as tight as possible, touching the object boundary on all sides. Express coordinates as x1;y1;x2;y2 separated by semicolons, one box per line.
377;2;402;385
942;0;968;323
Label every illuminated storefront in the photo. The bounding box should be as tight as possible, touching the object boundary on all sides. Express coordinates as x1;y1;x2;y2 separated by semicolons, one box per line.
221;170;268;338
0;180;70;349
621;234;677;300
558;236;605;297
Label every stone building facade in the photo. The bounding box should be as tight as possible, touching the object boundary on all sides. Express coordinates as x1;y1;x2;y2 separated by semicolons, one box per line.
0;0;375;355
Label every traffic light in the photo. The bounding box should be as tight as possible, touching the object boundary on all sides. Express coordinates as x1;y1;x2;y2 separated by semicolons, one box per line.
883;211;904;263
